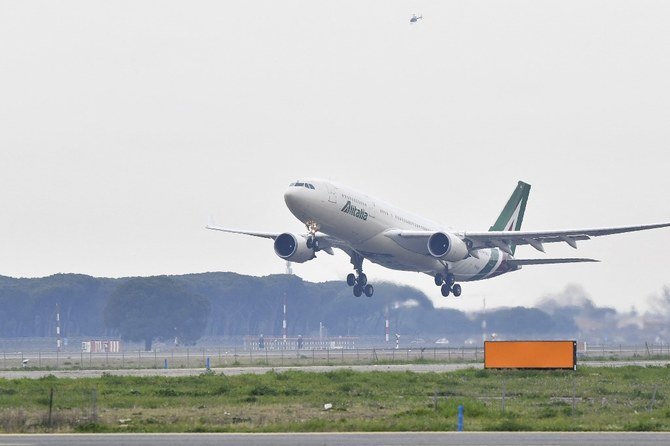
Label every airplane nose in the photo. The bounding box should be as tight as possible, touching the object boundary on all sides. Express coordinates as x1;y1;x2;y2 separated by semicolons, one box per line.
284;187;300;211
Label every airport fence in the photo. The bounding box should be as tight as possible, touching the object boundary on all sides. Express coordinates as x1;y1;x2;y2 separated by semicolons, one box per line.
2;342;670;371
1;346;483;371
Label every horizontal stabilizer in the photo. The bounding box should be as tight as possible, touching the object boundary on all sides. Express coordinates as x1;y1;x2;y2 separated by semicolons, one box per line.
507;258;599;266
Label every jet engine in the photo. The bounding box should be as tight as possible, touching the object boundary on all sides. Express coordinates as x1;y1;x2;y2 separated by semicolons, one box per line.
427;232;469;261
273;233;316;263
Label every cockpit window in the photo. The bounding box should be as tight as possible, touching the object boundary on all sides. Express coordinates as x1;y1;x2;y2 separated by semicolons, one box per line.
288;181;315;189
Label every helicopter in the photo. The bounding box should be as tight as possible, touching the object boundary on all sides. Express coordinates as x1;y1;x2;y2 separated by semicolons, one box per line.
410;14;423;23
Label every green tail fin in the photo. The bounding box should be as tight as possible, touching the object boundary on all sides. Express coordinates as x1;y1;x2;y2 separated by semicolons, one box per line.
489;181;531;255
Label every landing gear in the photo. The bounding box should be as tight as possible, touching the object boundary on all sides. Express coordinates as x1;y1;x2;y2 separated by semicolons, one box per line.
306;236;320;251
347;253;374;297
436;271;462;297
305;220;321;252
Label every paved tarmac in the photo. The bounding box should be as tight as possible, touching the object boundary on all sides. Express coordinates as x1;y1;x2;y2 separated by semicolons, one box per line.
0;432;669;446
0;359;668;379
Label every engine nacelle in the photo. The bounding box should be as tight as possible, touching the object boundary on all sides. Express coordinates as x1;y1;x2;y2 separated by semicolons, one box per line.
273;233;316;263
427;232;469;261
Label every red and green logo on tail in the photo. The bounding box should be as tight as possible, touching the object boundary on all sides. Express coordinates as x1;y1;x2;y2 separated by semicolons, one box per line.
489;181;531;255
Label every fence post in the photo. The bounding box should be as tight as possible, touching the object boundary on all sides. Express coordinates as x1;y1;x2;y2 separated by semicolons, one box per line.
80;351;83;369
187;348;190;368
501;380;506;413
48;387;54;428
91;389;98;423
572;376;576;416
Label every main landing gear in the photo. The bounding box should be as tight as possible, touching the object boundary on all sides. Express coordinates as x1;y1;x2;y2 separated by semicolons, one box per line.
435;272;462;297
347;253;374;297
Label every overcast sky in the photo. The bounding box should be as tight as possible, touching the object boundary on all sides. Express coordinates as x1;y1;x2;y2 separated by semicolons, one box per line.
1;0;669;313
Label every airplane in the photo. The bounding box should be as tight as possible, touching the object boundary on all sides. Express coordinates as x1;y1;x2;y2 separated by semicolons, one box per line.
207;179;670;298
410;14;423;23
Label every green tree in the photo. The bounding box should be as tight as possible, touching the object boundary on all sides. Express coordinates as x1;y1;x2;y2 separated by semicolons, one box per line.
103;276;210;351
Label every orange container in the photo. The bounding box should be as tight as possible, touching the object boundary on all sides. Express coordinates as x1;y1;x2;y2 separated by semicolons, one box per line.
484;340;576;370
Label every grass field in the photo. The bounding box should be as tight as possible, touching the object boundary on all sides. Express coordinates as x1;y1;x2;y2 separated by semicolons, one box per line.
0;366;668;433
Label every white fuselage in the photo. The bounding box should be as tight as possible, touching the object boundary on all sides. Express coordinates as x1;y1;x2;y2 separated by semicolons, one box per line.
283;179;513;282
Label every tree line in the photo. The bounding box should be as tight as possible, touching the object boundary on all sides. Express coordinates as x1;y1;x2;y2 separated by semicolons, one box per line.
0;272;660;348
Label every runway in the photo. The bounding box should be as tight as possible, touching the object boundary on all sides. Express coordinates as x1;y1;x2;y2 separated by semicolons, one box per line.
0;432;669;446
1;359;669;379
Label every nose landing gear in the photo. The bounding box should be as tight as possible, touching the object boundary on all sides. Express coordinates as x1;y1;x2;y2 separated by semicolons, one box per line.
435;272;462;297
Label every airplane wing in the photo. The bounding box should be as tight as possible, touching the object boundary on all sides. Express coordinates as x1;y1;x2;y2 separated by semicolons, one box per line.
506;258;599;266
464;222;670;254
384;222;670;256
205;224;279;240
206;222;344;256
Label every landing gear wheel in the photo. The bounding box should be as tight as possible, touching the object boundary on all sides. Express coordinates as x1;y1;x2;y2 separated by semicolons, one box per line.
353;284;363;297
306;236;320;251
357;273;367;287
364;284;374;297
434;273;443;286
445;273;456;287
346;273;356;287
441;284;451;297
452;284;462;297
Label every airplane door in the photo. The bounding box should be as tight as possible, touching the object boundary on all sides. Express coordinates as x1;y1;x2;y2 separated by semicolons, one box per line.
327;184;337;203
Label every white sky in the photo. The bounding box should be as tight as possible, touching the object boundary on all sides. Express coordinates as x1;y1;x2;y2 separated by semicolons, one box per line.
1;1;669;313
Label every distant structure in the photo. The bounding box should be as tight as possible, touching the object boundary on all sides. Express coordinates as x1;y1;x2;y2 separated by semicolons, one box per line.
482;298;487;343
282;293;287;340
55;304;62;351
385;306;390;343
285;261;293;275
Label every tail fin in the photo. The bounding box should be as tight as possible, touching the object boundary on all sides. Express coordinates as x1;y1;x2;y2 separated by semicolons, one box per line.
489;181;531;254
